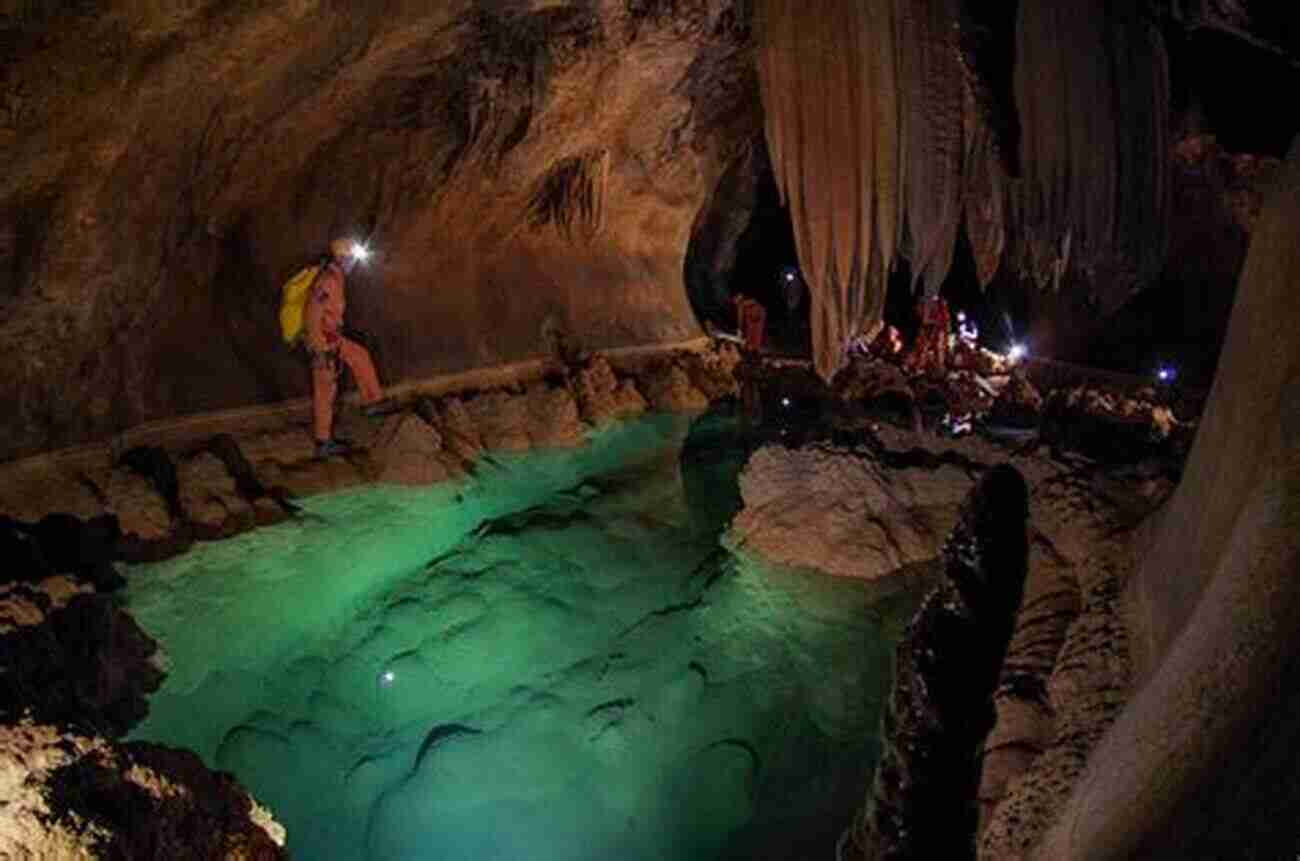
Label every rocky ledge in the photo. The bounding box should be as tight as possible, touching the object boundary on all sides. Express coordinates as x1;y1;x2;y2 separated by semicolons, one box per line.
0;344;738;565
726;421;1178;853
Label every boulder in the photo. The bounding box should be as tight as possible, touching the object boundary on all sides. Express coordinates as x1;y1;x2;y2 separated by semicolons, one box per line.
726;443;975;579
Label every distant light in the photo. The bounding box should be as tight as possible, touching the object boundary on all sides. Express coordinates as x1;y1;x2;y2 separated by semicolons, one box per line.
379;670;395;686
956;311;966;323
785;273;795;282
1157;366;1177;383
351;242;371;263
1008;343;1027;362
781;397;792;407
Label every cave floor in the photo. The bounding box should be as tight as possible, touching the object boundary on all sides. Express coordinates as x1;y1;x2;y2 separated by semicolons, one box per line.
123;412;922;861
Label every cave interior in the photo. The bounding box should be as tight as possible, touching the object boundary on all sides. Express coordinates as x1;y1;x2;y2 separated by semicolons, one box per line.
2;1;1300;859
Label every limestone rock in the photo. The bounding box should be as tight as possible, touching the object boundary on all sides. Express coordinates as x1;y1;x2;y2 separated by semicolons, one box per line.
240;428;318;469
640;362;710;413
989;374;1044;427
839;465;1029;860
265;455;367;500
103;468;172;542
683;345;740;400
436;397;486;461
524;383;586;448
0;720;286;859
0;468;105;523
0;512;124;590
0;1;758;462
463;391;531;452
978;561;1132;859
0;593;163;735
0;576;93;635
373;414;450;487
177;451;253;536
573;355;648;425
726;443;974;579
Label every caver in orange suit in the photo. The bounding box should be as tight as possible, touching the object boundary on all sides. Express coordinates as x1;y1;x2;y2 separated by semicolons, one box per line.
304;254;383;444
733;294;767;353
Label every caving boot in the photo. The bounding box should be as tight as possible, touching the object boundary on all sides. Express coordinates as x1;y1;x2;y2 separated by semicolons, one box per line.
314;438;353;459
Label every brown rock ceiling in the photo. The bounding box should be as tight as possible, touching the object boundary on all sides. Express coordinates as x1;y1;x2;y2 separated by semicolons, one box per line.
0;1;760;461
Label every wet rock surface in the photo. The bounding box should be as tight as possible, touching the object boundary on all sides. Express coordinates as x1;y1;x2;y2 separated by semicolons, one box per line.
0;587;162;737
0;1;759;462
0;720;286;859
839;465;1030;860
725;387;1180;854
0;345;737;564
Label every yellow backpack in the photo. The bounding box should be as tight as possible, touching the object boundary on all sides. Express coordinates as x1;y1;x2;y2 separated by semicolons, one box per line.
278;265;321;345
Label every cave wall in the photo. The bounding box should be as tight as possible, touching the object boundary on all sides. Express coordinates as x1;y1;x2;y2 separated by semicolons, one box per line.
0;1;759;461
1032;135;1300;859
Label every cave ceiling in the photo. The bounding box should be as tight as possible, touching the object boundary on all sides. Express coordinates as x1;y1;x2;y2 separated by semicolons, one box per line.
0;0;1297;459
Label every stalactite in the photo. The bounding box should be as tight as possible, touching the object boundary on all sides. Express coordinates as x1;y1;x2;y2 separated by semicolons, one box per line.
526;148;610;241
759;0;1168;378
899;0;965;298
759;0;975;380
962;86;1007;289
1009;0;1169;300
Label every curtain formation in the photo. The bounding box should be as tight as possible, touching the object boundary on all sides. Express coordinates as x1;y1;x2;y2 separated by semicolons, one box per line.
1010;0;1170;300
757;0;901;382
757;0;1171;381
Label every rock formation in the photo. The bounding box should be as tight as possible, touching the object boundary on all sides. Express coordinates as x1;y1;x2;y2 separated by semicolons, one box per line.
0;1;759;461
1027;128;1300;861
838;464;1029;860
2;0;1299;856
0;719;286;859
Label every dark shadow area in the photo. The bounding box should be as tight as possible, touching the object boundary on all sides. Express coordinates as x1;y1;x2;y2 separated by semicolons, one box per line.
1171;26;1300;157
723;167;810;357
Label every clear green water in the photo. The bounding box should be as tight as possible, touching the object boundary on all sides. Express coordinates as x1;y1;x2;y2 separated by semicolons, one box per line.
125;412;921;860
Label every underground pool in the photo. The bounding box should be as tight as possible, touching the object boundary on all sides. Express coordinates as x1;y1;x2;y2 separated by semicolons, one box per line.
124;411;923;860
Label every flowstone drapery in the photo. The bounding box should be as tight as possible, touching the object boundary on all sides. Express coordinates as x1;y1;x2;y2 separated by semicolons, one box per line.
757;0;1171;381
